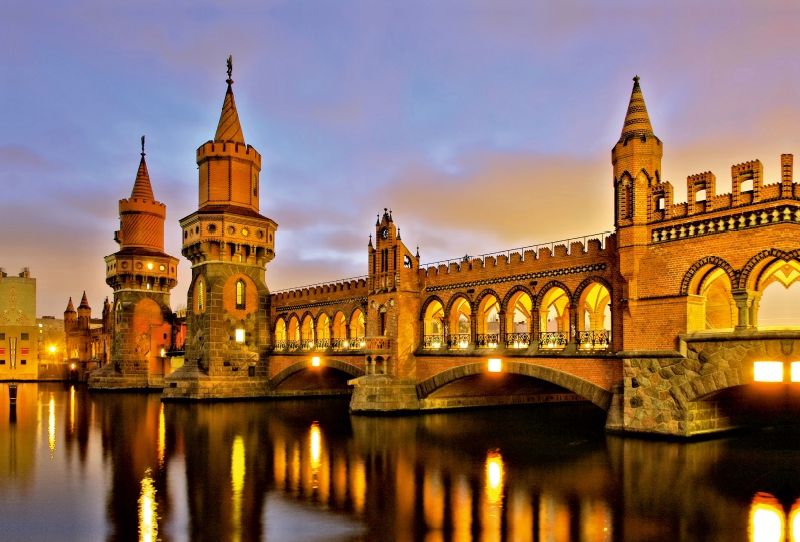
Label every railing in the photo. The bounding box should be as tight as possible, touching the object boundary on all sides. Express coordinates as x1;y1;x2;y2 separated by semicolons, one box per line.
287;340;299;351
538;331;569;349
476;333;500;348
364;337;392;350
299;339;314;350
349;337;366;350
331;338;347;351
419;231;612;270
423;335;444;349
315;338;330;350
506;332;531;348
578;330;611;350
274;339;288;351
448;334;471;349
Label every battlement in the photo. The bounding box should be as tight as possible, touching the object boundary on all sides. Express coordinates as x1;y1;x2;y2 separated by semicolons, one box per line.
196;140;262;165
119;198;167;217
418;233;613;279
272;276;369;303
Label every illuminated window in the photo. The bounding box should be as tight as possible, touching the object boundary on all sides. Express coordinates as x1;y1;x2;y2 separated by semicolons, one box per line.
235;329;245;343
236;280;246;309
754;361;784;382
197;279;205;311
488;359;502;373
792;362;800;382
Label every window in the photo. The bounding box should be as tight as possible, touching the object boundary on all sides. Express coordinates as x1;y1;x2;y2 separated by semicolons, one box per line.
0;333;5;340
236;280;246;309
741;179;753;192
253;175;258;197
656;197;665;210
21;359;26;365
0;360;4;365
404;255;413;269
197;279;205;311
21;333;29;341
695;189;706;202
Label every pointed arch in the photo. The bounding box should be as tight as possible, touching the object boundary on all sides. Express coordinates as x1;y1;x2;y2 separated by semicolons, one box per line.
739;249;800;290
680;256;737;295
535;281;573;308
420;295;445;320
572;277;613;306
444;292;473;317
501;285;535;313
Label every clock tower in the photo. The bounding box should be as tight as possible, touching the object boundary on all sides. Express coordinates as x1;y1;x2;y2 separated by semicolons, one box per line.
163;57;278;400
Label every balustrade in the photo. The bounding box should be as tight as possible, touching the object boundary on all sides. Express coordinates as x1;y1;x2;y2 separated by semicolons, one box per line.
506;332;531;348
448;333;471;349
475;333;500;348
423;334;444;349
538;331;568;349
273;339;288;351
578;330;611;350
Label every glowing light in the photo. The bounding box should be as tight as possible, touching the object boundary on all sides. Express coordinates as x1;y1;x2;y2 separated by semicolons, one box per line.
351;459;366;514
432;341;441;349
754;362;784;382
69;385;75;433
231;436;245;542
360;340;366;348
790;498;800;542
311;356;321;367
488;359;502;373
147;262;153;270
48;393;56;457
70;363;75;370
157;403;165;467
235;329;245;343
139;469;158;542
750;493;784;542
310;423;321;489
49;345;56;353
343;340;349;348
459;340;469;349
792;362;800;383
160;348;165;357
485;451;504;505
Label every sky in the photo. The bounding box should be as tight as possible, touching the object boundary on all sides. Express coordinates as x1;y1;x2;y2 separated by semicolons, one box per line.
1;0;799;317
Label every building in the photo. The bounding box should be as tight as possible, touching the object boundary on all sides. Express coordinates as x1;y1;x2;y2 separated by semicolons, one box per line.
91;65;800;438
62;294;111;381
0;268;38;380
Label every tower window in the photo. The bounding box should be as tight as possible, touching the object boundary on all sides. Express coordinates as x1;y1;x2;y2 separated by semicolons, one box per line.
696;189;706;202
197;279;205;312
404;255;413;269
741;179;753;192
656;197;665;210
253;175;258;197
236;279;246;309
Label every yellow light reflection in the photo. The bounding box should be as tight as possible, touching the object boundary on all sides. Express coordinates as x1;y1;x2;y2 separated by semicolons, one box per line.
754;362;784;383
792;362;800;383
351;459;366;514
750;493;784;542
310;422;321;489
312;356;321;367
790;499;800;542
423;468;444;529
157;403;165;467
452;475;472;542
485;451;504;505
139;469;158;542
273;438;286;488
69;385;75;433
231;436;245;542
48;393;56;457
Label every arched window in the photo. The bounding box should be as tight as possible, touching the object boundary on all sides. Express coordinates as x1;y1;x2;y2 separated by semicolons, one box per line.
236;279;246;309
197;279;205;312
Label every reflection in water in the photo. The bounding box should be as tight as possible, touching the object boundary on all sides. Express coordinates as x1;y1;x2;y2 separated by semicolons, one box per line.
231;435;245;542
791;499;800;542
139;468;158;542
483;451;504;542
310;422;321;489
350;458;366;515
751;493;784;542
47;393;55;458
157;403;165;467
69;385;75;433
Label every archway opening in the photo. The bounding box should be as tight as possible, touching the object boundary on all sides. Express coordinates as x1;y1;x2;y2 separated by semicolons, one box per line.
274;318;287;349
315;314;330;349
287;317;300;350
331;311;347;350
476;295;500;348
300;315;314;349
350;309;365;348
578;283;611;349
449;297;471;349
506;291;533;348
423;300;444;349
757;260;800;328
539;287;569;348
273;367;353;392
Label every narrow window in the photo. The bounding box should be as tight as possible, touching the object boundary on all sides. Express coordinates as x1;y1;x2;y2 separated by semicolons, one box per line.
741;179;753;192
656;197;665;211
695;189;706;202
236;279;246;309
197;279;205;311
21;333;29;341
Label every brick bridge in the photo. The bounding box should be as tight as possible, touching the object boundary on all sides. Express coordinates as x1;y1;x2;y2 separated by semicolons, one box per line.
265;78;800;438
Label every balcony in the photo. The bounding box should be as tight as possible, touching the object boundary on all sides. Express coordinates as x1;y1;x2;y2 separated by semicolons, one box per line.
475;333;500;348
448;333;471;349
538;331;569;349
506;332;531;349
578;330;611;350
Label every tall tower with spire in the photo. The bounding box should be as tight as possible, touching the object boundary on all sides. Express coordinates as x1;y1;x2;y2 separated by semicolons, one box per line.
163;57;277;400
612;76;663;350
89;138;179;389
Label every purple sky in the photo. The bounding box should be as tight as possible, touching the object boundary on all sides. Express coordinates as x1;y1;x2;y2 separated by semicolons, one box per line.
2;1;799;317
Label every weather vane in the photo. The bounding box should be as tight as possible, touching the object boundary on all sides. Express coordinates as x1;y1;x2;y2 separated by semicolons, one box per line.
227;55;233;84
141;135;145;157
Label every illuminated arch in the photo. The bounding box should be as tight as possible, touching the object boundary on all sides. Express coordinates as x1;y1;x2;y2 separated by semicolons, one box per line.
270;358;366;389
680;256;736;295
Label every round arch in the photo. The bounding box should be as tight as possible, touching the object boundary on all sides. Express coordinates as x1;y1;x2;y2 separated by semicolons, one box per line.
416;361;612;410
270;358;366;389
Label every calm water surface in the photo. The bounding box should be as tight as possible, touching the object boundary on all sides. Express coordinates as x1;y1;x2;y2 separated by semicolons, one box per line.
2;382;800;542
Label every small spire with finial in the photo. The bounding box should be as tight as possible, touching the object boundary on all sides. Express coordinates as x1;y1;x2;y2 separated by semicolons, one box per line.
227;55;233;85
633;75;640;83
376;214;380;226
415;246;420;259
368;233;373;247
396;228;401;240
141;135;145;157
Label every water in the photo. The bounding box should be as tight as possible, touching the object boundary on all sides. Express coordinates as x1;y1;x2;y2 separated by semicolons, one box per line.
1;383;799;542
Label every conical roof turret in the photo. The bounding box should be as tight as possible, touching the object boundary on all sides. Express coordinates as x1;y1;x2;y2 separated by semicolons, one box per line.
79;291;90;309
215;56;245;144
65;297;75;313
130;152;155;200
619;76;655;143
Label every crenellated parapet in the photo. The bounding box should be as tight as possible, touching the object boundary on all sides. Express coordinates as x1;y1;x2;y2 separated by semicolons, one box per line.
272;277;369;304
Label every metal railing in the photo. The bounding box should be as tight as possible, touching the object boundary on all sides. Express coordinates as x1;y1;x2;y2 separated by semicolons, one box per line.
578;330;611;350
476;333;500;348
448;333;471;349
423;335;444;349
419;231;612;270
506;332;531;348
538;331;569;349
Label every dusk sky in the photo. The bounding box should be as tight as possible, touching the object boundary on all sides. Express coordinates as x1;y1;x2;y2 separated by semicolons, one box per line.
2;1;799;317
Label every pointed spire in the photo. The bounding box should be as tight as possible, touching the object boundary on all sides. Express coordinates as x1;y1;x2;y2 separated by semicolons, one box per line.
79;291;90;309
396;228;401;240
215;55;245;144
130;136;155;200
368;233;373;247
415;246;420;259
619;75;655;143
65;297;75;313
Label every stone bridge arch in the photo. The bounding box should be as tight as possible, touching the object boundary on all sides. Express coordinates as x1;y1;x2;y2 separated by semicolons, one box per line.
270;358;365;389
416;361;612;410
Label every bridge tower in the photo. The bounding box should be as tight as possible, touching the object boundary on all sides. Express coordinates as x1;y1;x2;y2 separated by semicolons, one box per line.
89;138;179;389
163;57;277;400
612;76;663;350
